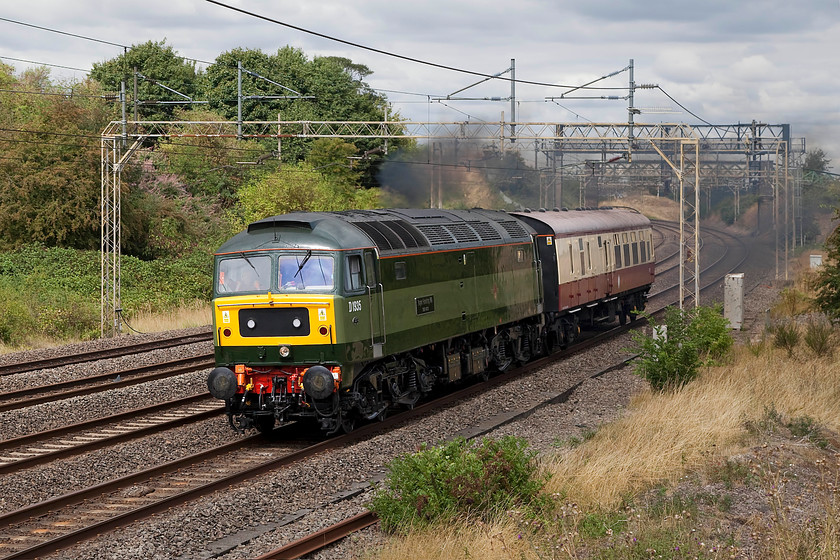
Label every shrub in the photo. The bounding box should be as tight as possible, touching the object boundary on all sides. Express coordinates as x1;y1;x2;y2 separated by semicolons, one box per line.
803;316;835;357
0;286;36;345
631;305;732;391
771;320;800;357
0;243;214;346
369;436;548;533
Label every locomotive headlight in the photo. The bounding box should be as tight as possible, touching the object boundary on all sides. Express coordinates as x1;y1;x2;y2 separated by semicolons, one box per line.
279;345;291;358
292;318;302;328
246;318;256;329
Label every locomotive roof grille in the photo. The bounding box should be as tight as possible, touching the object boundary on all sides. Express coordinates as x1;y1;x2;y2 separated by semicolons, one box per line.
384;219;428;248
470;222;503;241
416;224;456;245
498;220;530;239
444;223;480;243
352;219;429;251
354;221;397;250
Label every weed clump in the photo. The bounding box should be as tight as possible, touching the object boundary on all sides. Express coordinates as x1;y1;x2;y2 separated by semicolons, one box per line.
369;436;548;533
630;304;733;391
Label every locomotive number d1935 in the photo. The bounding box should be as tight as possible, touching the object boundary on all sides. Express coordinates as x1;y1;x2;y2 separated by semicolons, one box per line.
348;300;363;313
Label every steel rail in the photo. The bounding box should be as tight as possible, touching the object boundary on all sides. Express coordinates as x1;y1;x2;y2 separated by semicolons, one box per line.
0;330;212;377
0;397;222;475
0;355;214;413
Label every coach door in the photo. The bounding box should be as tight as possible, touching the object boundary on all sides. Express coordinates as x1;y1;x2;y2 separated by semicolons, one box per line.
364;250;385;358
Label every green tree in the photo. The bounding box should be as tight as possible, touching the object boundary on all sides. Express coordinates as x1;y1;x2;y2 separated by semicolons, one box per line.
200;46;397;183
90;40;199;121
801;148;839;245
155;106;267;204
813;215;840;320
0;72;110;250
228;161;379;232
306;138;364;190
804;148;831;176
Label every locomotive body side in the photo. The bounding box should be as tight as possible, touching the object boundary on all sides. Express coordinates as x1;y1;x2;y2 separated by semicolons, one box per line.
208;208;543;434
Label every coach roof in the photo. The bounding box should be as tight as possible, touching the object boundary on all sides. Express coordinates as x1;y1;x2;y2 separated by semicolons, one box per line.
512;207;650;238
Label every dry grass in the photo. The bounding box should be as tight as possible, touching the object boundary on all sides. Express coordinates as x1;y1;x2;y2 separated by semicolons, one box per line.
0;301;211;355
123;300;211;334
366;344;840;559
369;516;541;560
545;347;840;510
610;194;680;222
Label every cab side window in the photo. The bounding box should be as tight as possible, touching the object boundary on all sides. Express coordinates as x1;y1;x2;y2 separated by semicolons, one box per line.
346;255;364;292
364;251;377;287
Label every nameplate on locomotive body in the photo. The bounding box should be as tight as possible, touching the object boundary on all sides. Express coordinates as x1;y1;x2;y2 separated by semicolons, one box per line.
415;295;435;315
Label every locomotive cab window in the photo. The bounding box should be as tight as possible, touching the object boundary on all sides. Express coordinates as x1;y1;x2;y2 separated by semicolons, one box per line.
364;251;378;287
395;261;407;281
346;254;364;292
278;254;334;292
217;255;271;294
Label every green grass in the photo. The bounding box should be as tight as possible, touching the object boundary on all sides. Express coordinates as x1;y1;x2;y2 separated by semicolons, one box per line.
0;243;212;346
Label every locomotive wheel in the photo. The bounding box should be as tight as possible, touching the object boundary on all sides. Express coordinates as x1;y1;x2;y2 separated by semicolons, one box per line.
340;412;356;433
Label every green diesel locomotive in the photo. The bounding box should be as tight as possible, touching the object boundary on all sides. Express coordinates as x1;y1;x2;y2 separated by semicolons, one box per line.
207;207;653;434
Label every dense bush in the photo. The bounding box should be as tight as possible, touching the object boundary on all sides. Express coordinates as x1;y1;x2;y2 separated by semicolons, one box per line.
631;305;733;391
369;436;548;533
0;244;213;346
813;214;840;320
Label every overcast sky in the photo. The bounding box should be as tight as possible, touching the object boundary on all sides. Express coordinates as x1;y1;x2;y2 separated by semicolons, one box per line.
2;0;839;165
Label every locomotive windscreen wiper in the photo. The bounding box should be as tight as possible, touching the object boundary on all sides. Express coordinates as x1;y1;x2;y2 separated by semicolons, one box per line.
294;250;312;287
241;252;260;277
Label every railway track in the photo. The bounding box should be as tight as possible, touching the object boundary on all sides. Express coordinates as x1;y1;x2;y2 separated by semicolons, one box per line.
0;394;222;475
0;355;214;413
0;435;307;559
0;221;753;559
0;330;212;377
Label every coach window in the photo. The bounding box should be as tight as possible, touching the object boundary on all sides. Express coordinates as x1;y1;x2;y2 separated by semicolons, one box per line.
568;242;575;275
346;254;364;292
578;238;585;274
